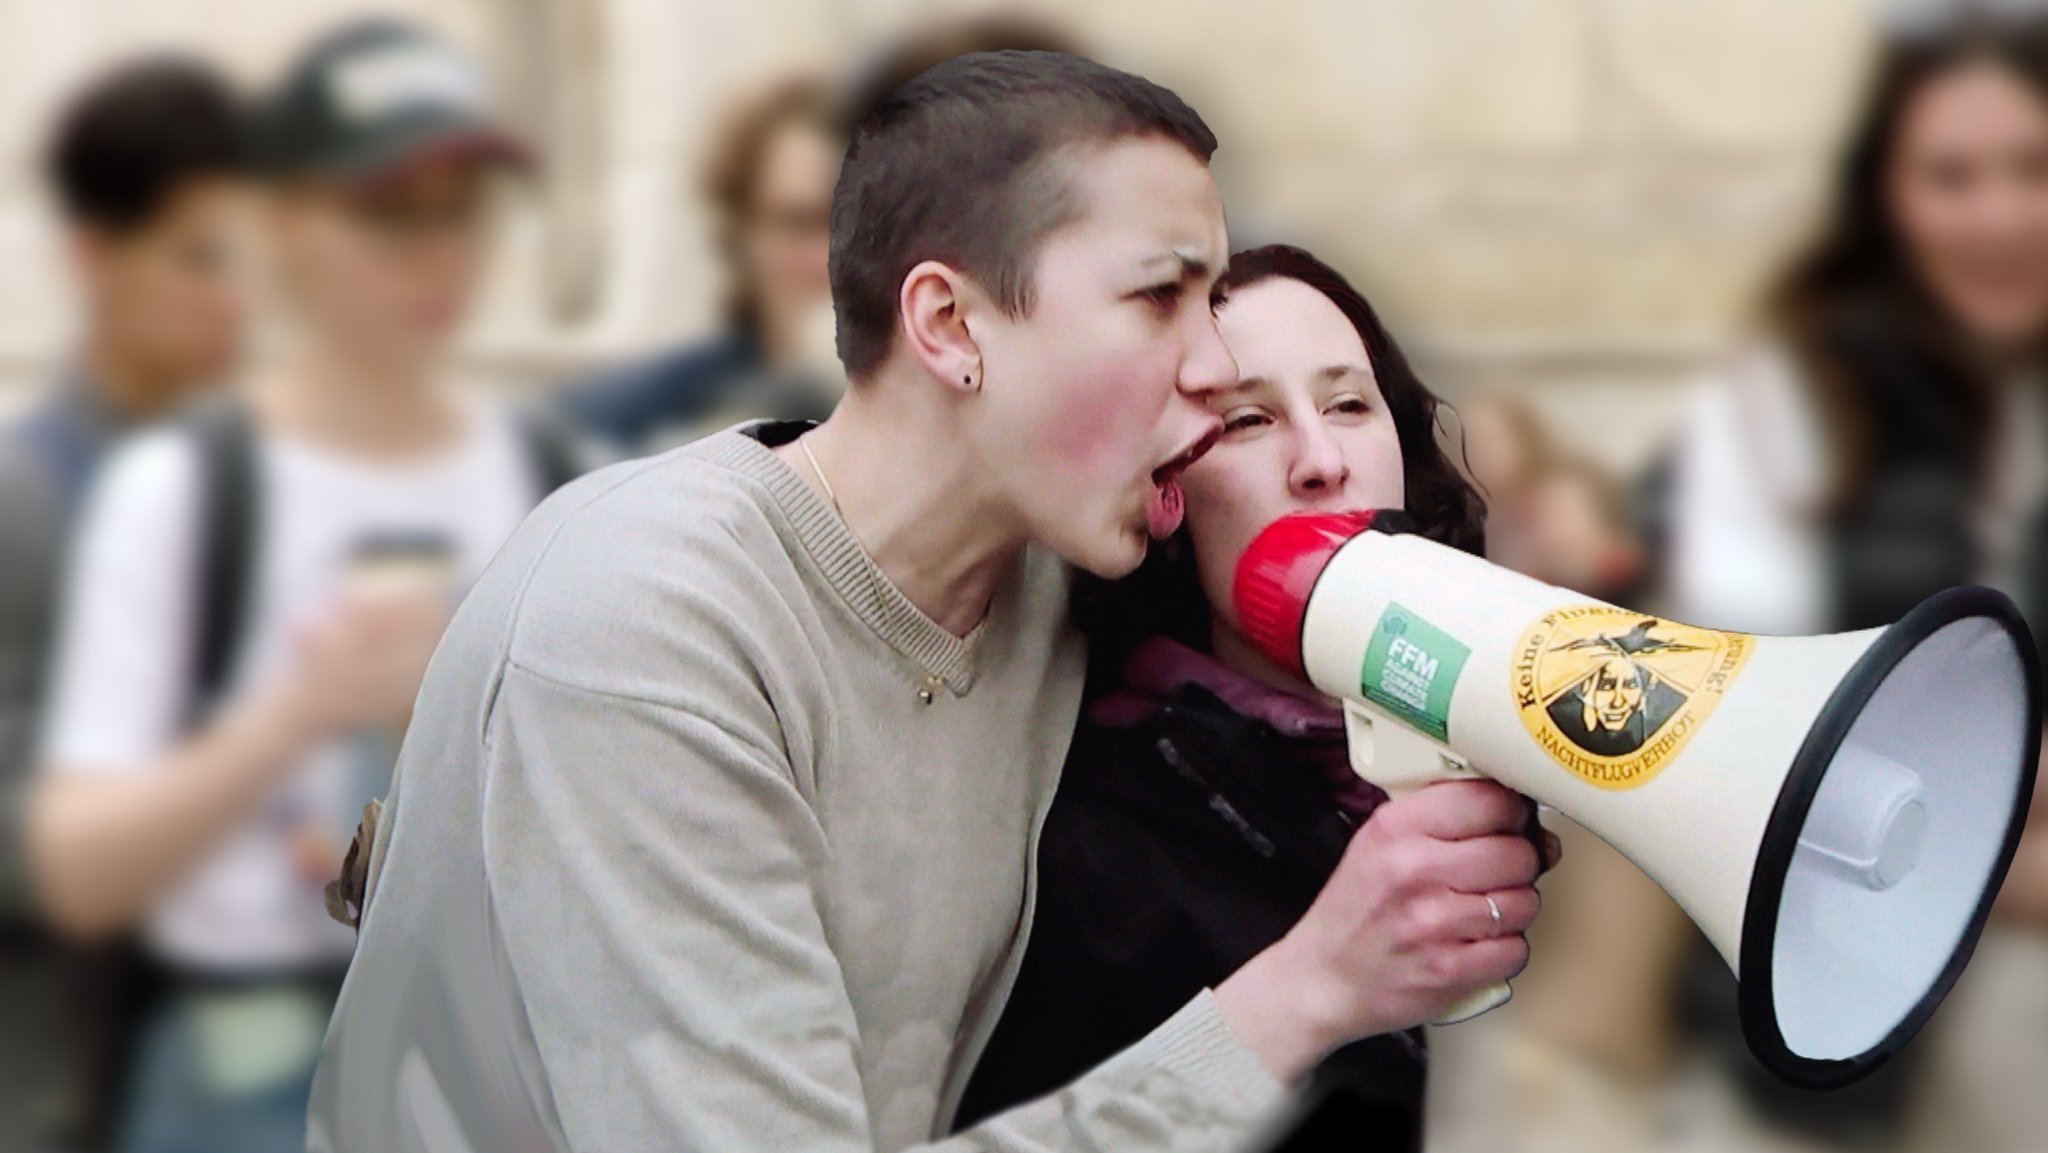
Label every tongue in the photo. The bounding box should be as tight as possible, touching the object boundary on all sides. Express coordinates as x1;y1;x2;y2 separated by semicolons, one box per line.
1147;474;1185;539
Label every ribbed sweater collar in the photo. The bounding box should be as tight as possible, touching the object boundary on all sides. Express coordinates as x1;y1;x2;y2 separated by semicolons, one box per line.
691;421;994;696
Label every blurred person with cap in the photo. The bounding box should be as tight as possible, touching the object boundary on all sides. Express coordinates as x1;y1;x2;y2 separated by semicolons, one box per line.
24;18;580;1153
1665;3;2048;1148
0;54;250;1153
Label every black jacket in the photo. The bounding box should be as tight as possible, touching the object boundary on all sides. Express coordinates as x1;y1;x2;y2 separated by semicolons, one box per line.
955;663;1427;1148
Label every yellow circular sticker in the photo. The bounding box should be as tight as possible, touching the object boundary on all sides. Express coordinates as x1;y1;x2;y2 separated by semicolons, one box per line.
1511;607;1754;791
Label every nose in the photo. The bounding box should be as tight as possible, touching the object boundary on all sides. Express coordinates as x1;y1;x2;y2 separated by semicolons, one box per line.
1177;306;1238;399
1288;415;1351;498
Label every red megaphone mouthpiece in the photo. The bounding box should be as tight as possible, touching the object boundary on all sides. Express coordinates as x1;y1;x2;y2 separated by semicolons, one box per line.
1232;510;1389;680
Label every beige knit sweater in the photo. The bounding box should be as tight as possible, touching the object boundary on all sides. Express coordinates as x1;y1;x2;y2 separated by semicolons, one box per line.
307;423;1283;1152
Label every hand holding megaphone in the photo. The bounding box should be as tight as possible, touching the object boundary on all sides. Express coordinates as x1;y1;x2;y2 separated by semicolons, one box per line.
1233;509;2041;1088
1216;777;1545;1080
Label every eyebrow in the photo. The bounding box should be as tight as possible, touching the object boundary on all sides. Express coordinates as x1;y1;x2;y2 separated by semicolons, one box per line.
1218;363;1373;397
1138;248;1212;280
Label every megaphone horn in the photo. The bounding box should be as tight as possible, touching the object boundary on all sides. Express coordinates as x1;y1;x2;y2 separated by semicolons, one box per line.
1233;510;2041;1089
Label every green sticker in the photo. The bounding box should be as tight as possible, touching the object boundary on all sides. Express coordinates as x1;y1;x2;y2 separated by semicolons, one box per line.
1360;603;1471;741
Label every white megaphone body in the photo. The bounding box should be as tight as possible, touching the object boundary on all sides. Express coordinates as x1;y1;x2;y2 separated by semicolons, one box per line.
1232;510;2041;1089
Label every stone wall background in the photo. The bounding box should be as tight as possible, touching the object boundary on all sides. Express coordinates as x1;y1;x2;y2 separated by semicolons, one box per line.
0;0;1883;472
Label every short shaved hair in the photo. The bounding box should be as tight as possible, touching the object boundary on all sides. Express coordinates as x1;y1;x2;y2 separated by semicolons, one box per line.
829;50;1216;379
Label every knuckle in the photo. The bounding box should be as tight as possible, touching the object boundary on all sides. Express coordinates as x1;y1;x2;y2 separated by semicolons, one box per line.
1374;796;1422;836
1421;948;1460;988
1496;792;1533;831
1406;847;1451;894
1505;892;1539;934
1411;897;1453;942
1468;778;1513;807
1378;838;1425;886
1484;837;1535;883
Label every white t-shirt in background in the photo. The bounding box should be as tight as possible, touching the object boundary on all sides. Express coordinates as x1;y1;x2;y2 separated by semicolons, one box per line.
1671;345;2048;635
1669;348;1834;636
40;397;540;972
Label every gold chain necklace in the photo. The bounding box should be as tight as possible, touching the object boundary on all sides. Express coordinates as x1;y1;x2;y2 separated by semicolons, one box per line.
798;434;954;706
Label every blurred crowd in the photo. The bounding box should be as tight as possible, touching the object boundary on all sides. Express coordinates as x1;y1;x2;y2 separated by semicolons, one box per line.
0;4;2043;1153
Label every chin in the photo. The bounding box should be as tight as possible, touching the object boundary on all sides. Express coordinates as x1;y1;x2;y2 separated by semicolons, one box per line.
1051;522;1150;580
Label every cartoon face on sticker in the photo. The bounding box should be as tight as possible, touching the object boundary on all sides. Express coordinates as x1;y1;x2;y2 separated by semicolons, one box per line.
1512;607;1753;790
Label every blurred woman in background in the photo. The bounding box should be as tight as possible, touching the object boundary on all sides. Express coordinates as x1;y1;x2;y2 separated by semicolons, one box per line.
562;73;844;450
1665;8;2048;1149
1457;393;1645;602
957;245;1557;1151
562;16;1082;454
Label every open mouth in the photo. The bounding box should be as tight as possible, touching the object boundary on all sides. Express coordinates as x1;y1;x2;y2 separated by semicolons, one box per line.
1146;425;1223;540
1152;425;1222;488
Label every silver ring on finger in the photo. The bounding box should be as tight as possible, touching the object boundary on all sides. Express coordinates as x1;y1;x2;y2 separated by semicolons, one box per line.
1484;893;1503;938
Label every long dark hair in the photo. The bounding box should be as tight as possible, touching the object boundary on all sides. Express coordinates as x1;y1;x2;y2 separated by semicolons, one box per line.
1768;10;2048;502
1075;243;1486;674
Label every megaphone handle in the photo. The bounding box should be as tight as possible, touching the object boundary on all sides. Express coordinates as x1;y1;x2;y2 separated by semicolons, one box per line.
1342;702;1517;1026
1433;980;1514;1024
1397;776;1516;1025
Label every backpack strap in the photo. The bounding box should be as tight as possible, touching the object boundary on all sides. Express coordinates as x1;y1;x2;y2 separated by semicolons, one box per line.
179;402;575;724
183;400;259;721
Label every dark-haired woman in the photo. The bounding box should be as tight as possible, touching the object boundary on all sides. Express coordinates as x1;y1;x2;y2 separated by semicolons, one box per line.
956;245;1558;1150
1669;9;2048;1147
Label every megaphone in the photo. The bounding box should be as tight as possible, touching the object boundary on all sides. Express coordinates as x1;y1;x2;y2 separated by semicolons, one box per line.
1233;510;2041;1089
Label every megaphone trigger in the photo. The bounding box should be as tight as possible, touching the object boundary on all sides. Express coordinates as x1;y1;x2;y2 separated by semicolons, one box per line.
1340;701;1481;794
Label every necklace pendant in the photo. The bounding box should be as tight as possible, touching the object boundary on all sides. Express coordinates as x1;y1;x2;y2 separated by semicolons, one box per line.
917;676;939;707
